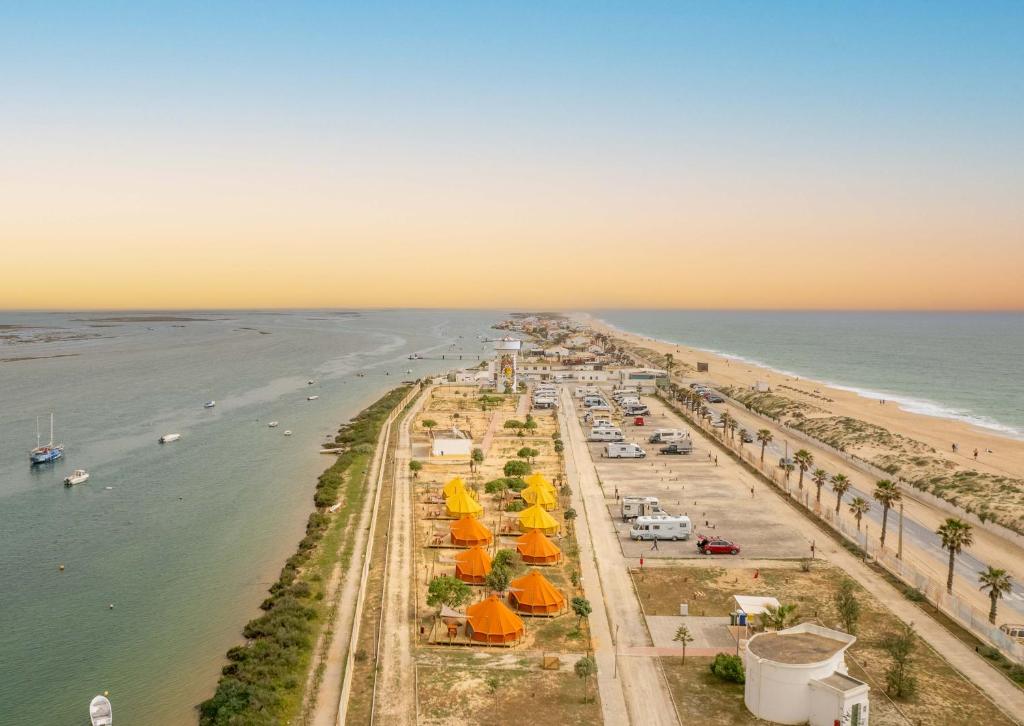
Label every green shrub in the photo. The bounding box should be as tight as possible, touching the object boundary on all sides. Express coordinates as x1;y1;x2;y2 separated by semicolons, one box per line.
709;653;745;683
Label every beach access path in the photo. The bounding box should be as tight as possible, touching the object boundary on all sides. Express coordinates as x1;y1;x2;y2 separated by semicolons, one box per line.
558;386;679;726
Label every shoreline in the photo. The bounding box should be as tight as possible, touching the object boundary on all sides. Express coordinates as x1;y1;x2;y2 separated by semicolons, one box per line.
585;312;1023;441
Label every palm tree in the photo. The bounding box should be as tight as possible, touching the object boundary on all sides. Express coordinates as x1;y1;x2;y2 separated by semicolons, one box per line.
811;468;828;504
762;603;799;630
936;518;973;594
831;474;852;517
849;497;870;530
793;449;814;490
757;429;773;462
673;624;694;663
978;567;1013;625
873;480;901;547
664;353;675;374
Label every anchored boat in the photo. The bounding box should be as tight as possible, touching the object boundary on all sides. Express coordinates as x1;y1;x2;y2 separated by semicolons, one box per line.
204;400;216;408
159;433;181;444
29;413;64;465
89;694;112;726
64;469;90;486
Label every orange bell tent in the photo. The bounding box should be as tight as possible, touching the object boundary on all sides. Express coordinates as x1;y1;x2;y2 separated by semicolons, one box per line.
518;504;559;534
442;476;466;498
516;529;562;565
524;473;556;494
446;488;483;518
466;594;524;644
521;485;557;510
450;516;493;547
508;570;565;615
455;546;492;584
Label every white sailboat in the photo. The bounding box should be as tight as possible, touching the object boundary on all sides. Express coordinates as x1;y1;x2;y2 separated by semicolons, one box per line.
89;694;112;726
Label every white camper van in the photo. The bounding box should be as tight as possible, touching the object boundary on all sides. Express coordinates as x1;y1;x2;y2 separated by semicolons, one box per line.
589;426;624;442
648;428;689;444
630;515;692;541
575;386;600;398
616;395;641;408
604;442;646;458
583;395;606;408
620;496;667;521
623;404;651;416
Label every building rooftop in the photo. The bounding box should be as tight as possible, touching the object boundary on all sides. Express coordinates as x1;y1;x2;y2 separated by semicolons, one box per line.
747;631;848;664
815;671;868;693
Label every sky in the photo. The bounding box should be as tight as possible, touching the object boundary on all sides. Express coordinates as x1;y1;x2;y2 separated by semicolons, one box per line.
2;2;1022;310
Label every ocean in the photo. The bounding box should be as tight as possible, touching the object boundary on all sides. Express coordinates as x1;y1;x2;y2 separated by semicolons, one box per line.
0;310;498;725
595;310;1024;438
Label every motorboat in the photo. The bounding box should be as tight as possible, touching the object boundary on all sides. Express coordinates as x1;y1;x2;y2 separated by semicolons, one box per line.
307;395;319;401
64;469;90;486
159;433;181;444
408;353;421;360
90;694;112;726
204;401;216;408
307;379;315;385
283;430;293;436
30;413;64;465
268;421;279;428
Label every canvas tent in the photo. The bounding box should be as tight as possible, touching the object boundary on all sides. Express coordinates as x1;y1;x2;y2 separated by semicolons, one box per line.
466;594;524;644
455;546;492;584
516;529;562;565
521;484;557;510
518;504;559;534
524;473;556;494
450;516;493;547
442;476;467;498
508;570;565;615
446;488;483;518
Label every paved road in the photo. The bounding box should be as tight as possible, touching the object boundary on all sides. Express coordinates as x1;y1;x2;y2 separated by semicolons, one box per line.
559;386;679;726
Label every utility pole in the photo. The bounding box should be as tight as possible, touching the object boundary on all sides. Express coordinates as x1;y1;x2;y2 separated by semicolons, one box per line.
897;499;904;560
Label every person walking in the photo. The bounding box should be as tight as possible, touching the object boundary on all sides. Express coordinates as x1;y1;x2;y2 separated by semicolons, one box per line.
651;538;659;551
974;448;979;460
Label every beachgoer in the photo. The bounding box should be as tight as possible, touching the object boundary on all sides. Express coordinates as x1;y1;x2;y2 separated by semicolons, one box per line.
714;456;718;466
651;539;659;551
751;486;755;498
974;448;979;460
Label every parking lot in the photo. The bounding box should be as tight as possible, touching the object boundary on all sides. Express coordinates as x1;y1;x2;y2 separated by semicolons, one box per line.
575;387;812;560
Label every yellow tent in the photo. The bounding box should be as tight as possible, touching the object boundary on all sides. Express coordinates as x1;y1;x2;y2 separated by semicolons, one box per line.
446;488;483;518
518;504;559;534
442;477;466;498
521;485;557;511
524;473;556;494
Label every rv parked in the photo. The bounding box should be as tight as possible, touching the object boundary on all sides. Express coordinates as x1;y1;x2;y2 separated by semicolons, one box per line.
623;404;650;416
589;426;625;442
575;386;600;398
630;515;692;541
604;442;646;458
620;496;667;521
648;428;688;444
583;395;608;408
616;396;641;408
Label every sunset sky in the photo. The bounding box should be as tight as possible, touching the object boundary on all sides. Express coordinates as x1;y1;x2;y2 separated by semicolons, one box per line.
2;2;1022;310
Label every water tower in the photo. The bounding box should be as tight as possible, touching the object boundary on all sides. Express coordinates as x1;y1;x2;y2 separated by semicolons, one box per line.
493;337;522;392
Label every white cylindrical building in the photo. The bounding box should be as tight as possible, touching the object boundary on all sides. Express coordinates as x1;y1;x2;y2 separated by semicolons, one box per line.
493;337;521;392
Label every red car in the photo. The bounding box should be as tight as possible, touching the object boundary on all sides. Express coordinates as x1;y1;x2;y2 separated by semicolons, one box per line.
697;537;740;555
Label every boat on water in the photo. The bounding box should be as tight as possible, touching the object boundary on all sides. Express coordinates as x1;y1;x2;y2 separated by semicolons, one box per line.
268;421;279;428
29;413;64;465
307;379;315;385
204;400;216;408
284;430;293;436
307;395;319;401
159;433;181;444
408;353;421;360
64;469;90;486
89;694;112;726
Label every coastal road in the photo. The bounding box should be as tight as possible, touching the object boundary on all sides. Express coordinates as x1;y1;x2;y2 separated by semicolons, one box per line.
559;386;680;726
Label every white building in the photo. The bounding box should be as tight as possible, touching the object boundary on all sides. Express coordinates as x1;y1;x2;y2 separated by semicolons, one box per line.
744;623;869;726
430;427;473;459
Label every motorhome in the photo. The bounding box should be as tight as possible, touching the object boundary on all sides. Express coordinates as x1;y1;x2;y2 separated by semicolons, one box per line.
589;426;624;442
588;416;614;428
620;496;667;521
648;428;689;444
630;515;692;541
616;396;641;408
583;395;608;408
623;404;651;416
575;386;600;398
603;442;646;458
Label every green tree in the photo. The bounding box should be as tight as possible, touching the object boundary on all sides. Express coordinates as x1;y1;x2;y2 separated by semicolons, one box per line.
554;440;564;454
470;447;484;472
427;575;471;609
571;596;592;626
564;507;577;534
503;460;530;477
757;429;773;462
873;480;902;547
762;603;798;630
673;624;694;663
978;566;1013;625
664;352;675;373
793;449;814;490
936;518;973;594
485;564;512;593
492;549;523;575
848;497;870;530
574;655;597;703
517;446;539;464
709;653;745;683
831;473;852;517
503;419;525;430
883;622;917;698
422;419;438;437
811;468;828;504
408;460;423;479
833;579;861;634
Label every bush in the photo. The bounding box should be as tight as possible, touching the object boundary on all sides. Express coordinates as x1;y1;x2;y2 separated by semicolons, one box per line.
903;587;926;602
709;653;745;683
978;645;1001;660
503;460;531;477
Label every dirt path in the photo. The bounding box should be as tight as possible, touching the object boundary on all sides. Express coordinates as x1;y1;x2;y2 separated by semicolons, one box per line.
559;386;679;726
371;388;430;725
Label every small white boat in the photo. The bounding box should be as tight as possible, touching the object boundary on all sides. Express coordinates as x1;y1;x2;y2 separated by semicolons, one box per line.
64;469;90;486
204;400;216;408
268;421;279;428
90;694;112;726
307;395;319;401
283;430;293;436
159;433;181;444
307;379;315;385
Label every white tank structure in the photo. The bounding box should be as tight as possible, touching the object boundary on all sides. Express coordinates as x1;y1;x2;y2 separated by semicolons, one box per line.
493;337;521;393
744;623;869;726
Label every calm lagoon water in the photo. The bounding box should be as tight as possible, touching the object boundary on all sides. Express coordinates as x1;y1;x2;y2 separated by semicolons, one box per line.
0;310;497;725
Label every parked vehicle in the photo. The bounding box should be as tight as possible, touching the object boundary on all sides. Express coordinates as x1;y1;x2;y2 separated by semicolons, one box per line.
604;442;646;458
659;442;693;455
740;430;754;443
623;405;650;416
697;537;740;555
620;496;667;521
631;515;692;541
633;416;645;426
589;426;624;442
590;417;614;428
575;386;600;398
999;624;1024;642
648;428;688;444
617;396;641;408
710;418;726;428
778;457;795;468
583;395;607;408
707;394;724;403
